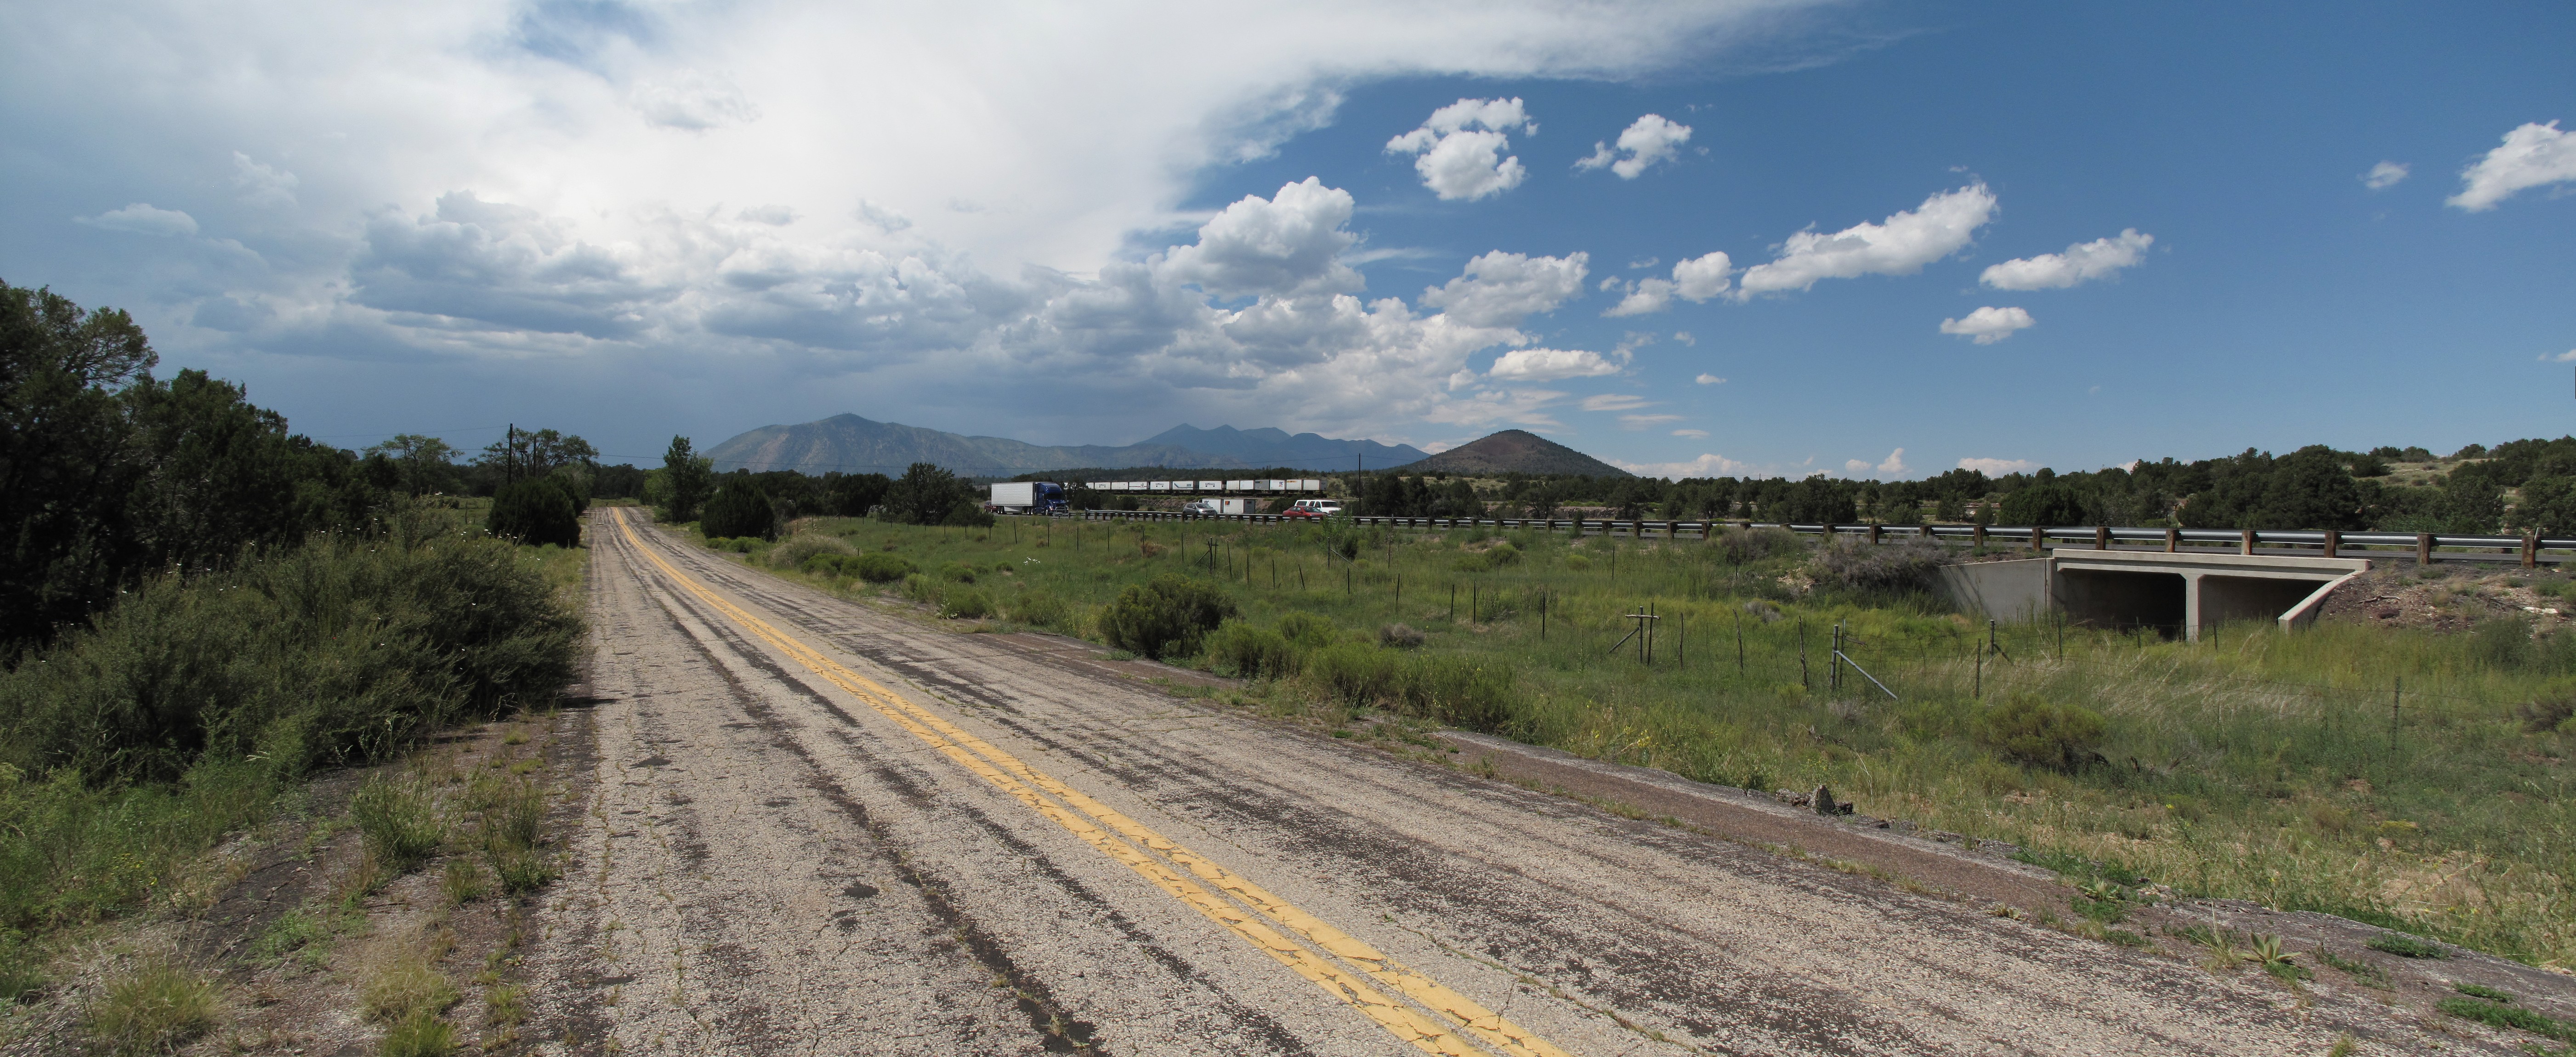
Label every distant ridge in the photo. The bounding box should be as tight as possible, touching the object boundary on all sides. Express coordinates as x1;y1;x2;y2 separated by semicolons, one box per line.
1390;430;1631;477
706;414;1429;475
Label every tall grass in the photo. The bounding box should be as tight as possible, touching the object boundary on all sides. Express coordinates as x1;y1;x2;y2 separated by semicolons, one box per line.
765;514;2576;966
0;507;584;933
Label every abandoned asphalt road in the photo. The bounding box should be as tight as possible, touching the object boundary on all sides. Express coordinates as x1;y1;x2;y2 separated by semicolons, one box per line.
517;508;2375;1055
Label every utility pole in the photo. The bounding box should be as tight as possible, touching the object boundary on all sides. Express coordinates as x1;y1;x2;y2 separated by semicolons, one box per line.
505;423;516;484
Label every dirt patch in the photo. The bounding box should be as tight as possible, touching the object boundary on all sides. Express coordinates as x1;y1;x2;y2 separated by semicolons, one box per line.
2321;564;2573;631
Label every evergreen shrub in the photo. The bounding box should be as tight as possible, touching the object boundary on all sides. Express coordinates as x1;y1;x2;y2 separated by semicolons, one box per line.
701;479;777;540
1099;574;1236;660
487;479;579;547
1974;693;2108;771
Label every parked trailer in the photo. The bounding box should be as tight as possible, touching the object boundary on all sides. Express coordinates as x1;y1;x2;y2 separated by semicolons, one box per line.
987;481;1067;513
1216;497;1255;515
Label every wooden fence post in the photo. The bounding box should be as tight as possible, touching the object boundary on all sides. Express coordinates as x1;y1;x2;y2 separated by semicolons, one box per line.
2031;526;2046;552
1973;523;1987;549
2417;532;2433;566
2526;533;2540;569
2241;529;2257;556
1868;524;1882;545
2323;529;2340;559
2165;526;2179;553
2094;526;2110;550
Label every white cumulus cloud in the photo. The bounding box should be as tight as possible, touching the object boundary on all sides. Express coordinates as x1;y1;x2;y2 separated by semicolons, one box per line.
1736;184;1995;297
1978;229;2152;290
2450;120;2576;211
1672;428;1708;438
1958;457;2037;476
1487;346;1621;381
1694;372;1724;385
1613;453;1758;479
1157;178;1362;299
1841;448;1905;476
1602;250;1732;316
77;202;198;237
1420;250;1588;327
2360;161;2409;190
1939;306;2033;343
1575;114;1691;179
1386;97;1533;201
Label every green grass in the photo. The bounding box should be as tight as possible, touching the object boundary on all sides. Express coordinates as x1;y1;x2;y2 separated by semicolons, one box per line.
742;514;2576;967
350;774;447;878
86;957;219;1056
380;1012;459;1057
470;773;557;895
2439;995;2574;1041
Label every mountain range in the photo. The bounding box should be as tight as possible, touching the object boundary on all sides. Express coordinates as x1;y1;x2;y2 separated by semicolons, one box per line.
706;415;1430;475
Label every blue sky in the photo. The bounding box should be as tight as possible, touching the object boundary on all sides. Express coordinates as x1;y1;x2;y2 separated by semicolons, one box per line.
5;1;2571;477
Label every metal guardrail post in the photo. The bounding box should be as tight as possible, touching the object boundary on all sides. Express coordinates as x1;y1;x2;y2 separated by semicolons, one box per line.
2241;529;2256;556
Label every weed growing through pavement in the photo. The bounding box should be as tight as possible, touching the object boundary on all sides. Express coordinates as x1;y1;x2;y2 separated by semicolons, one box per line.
2249;934;2309;983
2367;932;2447;959
2313;947;2390;987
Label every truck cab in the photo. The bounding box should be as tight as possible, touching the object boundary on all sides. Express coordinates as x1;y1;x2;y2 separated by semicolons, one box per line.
1283;499;1344;518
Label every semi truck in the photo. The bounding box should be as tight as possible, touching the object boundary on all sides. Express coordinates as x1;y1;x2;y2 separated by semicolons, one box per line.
987;482;1069;514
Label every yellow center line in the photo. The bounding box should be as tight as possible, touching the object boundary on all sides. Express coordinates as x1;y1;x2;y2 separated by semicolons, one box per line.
612;511;1562;1056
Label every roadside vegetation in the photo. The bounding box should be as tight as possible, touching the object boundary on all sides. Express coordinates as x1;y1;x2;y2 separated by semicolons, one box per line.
702;512;2576;970
2;282;590;1047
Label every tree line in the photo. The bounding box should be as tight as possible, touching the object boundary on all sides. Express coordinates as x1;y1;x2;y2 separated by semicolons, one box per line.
1330;442;2576;535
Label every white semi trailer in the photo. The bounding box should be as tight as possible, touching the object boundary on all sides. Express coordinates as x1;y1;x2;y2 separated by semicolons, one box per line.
987;482;1067;513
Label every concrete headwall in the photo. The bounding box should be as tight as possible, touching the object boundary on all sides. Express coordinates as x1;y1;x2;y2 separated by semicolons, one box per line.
1941;549;2370;641
1937;558;2051;623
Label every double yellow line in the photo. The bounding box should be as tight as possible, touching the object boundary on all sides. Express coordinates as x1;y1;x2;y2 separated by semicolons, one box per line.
610;510;1568;1057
